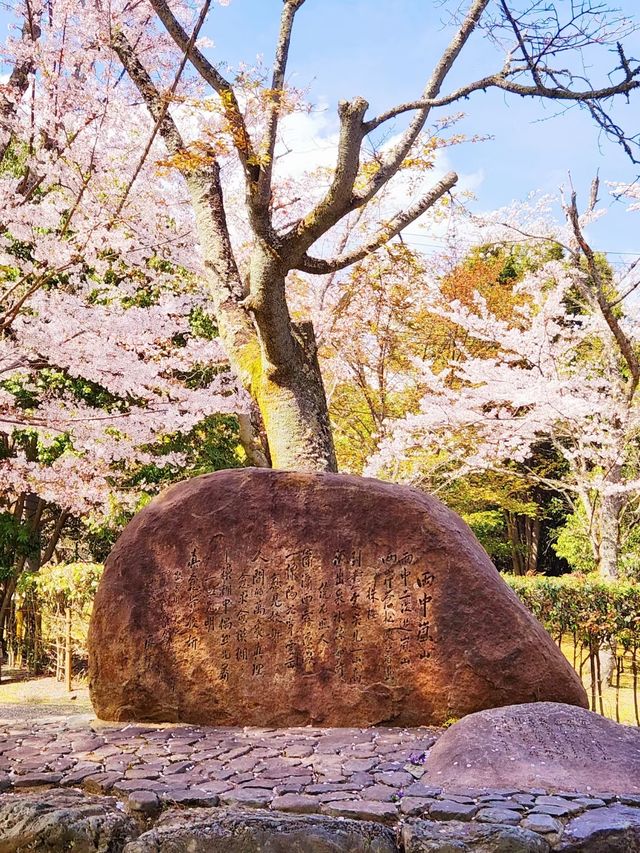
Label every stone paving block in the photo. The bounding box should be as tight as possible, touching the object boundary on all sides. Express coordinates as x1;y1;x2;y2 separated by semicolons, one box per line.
272;781;308;794
399;797;435;817
342;758;379;773
271;793;320;814
219;786;274;808
555;804;640;852
359;784;396;802
572;797;606;810
11;771;62;787
320;799;398;823
404;782;442;798
446;793;476;804
161;787;220;807
48;757;75;773
521;813;564;835
127;789;161;815
316;791;356;803
193;779;234;795
429;799;478;821
125;767;160;780
475;806;523;825
479;798;526;812
531;803;577;817
513;793;537;806
375;771;414;787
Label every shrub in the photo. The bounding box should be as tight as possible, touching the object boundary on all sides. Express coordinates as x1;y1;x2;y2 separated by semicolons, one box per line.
504;574;640;651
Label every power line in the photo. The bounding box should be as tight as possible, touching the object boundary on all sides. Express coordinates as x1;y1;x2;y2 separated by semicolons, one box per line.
401;231;640;257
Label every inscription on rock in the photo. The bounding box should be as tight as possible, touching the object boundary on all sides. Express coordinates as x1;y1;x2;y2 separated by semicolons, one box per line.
89;469;587;727
143;543;435;687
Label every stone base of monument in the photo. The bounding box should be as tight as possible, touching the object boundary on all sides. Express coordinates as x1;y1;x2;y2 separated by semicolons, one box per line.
3;788;640;852
89;469;587;727
0;703;639;852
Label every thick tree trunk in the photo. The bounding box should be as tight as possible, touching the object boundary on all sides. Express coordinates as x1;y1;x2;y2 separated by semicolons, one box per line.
598;493;621;581
506;512;525;575
506;513;540;575
187;165;337;472
253;320;337;471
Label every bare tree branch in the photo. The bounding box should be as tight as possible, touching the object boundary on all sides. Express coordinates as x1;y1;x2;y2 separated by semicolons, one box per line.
355;0;490;207
296;171;457;274
282;96;369;256
565;188;640;400
146;0;258;180
110;0;213;222
364;70;640;134
255;0;307;211
110;29;185;155
41;509;69;565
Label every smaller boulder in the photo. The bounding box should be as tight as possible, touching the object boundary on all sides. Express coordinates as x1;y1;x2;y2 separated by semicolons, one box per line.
423;702;640;795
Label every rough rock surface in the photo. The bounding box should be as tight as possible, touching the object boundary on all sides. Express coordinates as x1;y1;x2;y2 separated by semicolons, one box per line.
423;702;640;795
124;807;397;852
400;819;550;852
0;788;137;852
555;804;640;852
89;469;586;726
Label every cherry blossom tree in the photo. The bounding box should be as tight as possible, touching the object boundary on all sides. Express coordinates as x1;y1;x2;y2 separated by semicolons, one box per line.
368;188;640;580
0;0;248;635
107;0;640;472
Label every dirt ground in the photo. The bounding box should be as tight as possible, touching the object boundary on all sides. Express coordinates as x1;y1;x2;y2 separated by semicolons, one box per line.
0;668;92;719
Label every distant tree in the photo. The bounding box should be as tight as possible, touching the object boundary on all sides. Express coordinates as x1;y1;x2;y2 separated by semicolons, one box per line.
368;187;640;580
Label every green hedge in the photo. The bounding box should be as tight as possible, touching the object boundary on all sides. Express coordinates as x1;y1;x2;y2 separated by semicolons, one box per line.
504;574;640;651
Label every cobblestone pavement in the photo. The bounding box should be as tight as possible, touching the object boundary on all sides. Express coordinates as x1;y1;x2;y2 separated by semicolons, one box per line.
0;715;639;847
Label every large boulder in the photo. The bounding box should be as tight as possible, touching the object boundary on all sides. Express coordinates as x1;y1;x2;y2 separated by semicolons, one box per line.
422;701;640;794
88;469;587;726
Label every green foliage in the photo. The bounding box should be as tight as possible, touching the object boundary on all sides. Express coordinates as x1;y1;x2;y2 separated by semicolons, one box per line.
505;574;640;651
2;366;124;414
552;506;596;574
620;523;640;581
126;413;242;488
189;305;219;339
0;512;32;579
19;561;103;615
463;510;512;564
17;562;103;656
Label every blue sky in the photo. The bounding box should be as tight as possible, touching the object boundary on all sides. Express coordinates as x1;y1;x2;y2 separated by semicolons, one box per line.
202;0;640;260
1;0;639;260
